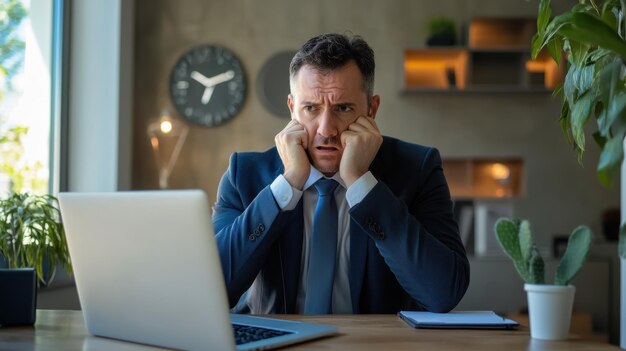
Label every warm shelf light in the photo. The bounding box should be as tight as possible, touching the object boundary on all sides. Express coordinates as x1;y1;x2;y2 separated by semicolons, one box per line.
442;159;523;199
404;49;468;89
491;163;511;181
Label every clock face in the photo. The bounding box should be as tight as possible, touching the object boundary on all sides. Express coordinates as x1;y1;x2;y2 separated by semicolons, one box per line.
169;45;247;127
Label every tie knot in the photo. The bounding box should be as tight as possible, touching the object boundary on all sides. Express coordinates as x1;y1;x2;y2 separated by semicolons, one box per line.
314;178;339;196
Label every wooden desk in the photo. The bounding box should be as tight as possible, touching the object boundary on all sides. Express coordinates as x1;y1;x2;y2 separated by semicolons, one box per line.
0;310;620;350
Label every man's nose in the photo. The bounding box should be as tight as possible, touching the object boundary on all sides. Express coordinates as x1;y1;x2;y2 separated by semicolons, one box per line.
317;111;337;138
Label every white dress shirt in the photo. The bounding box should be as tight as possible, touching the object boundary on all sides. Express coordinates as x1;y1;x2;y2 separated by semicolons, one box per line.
270;168;377;313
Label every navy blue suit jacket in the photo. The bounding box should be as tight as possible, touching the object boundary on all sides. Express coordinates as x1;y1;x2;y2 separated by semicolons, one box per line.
213;136;469;314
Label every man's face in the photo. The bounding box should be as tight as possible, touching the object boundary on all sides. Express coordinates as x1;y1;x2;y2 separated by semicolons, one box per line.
288;61;380;176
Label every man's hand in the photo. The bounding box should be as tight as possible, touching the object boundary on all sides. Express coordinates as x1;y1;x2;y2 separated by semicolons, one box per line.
340;116;382;187
275;120;310;189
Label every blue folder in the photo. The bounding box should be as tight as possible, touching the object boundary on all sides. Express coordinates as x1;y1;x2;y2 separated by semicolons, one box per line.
399;311;519;330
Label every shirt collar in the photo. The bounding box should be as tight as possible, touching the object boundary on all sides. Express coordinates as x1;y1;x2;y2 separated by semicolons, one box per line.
303;166;346;191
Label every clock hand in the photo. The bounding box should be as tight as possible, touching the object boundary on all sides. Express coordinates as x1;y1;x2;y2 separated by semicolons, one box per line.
190;70;235;88
190;71;212;87
204;70;235;87
191;70;235;105
201;86;215;105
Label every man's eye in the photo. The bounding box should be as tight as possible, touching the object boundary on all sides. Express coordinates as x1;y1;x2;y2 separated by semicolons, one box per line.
338;105;352;113
303;105;315;112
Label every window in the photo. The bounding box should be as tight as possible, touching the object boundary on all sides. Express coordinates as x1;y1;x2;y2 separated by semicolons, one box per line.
0;0;63;196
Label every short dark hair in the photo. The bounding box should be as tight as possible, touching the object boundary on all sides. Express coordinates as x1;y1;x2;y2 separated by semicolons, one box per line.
289;33;375;99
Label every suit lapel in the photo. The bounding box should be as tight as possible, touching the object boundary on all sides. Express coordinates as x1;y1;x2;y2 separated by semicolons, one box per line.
280;199;304;313
349;217;368;313
348;142;387;312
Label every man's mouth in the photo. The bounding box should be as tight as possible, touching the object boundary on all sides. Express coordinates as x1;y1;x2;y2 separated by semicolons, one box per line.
315;145;339;152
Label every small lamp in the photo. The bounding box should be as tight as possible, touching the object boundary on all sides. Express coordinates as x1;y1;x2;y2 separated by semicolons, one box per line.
147;110;189;189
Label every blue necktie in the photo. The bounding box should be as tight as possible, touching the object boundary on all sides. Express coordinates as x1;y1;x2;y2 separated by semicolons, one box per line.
304;178;339;314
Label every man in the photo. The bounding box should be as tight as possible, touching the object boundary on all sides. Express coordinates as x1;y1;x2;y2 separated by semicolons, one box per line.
213;33;469;314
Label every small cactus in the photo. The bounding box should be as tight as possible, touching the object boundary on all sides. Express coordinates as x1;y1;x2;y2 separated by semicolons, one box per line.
555;226;592;285
494;218;592;285
528;246;545;284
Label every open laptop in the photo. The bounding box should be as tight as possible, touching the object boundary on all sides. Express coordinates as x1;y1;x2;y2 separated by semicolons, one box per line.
58;190;337;351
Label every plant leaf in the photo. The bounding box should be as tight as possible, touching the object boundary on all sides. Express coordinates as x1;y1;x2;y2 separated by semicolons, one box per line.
533;12;575;59
594;58;622;109
570;91;594;156
532;32;544;60
555;226;592;285
592;130;608;149
495;218;530;282
602;91;626;135
571;3;594;14
519;220;533;264
597;127;626;186
563;63;577;107
559;12;626;60
601;0;619;30
528;246;546;284
537;0;552;33
575;64;594;93
0;193;72;285
560;100;572;145
547;36;564;66
566;37;592;67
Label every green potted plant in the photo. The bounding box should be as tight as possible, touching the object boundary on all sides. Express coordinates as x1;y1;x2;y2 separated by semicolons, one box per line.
426;16;457;46
495;218;592;340
530;0;626;345
0;192;72;325
531;0;626;189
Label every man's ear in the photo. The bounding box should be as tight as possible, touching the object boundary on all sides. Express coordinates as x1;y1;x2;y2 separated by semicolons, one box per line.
288;94;295;119
368;95;381;118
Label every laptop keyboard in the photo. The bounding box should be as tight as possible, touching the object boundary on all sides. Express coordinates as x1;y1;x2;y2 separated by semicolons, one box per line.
232;323;293;345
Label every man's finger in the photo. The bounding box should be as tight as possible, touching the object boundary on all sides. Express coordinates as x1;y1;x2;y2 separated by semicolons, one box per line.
340;130;357;146
354;115;379;131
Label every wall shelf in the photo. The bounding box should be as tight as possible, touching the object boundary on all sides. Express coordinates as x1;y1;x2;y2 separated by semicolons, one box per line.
442;158;524;199
403;18;562;93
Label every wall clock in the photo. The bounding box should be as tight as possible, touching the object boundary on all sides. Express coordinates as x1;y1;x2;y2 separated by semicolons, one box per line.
170;45;247;127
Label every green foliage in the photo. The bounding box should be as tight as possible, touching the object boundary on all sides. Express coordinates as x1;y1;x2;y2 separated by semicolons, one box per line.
0;0;27;92
0;125;46;194
531;0;626;188
0;193;72;285
495;218;592;285
427;16;456;37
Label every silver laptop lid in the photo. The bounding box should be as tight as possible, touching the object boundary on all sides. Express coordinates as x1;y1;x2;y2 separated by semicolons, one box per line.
59;190;236;351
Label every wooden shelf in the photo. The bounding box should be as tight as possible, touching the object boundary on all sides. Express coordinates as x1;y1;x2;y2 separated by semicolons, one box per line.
468;17;535;49
402;17;562;93
404;48;468;89
443;158;524;199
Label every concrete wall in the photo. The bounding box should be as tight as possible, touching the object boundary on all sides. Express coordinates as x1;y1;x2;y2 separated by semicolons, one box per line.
132;0;618;249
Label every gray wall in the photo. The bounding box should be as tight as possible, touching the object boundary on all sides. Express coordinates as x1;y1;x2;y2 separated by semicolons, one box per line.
132;0;618;251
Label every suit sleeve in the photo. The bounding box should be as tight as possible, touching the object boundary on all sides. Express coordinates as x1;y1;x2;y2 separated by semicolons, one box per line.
349;148;470;312
212;153;286;307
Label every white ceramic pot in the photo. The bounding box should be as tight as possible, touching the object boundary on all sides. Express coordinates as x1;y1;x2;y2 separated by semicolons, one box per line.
524;284;576;340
